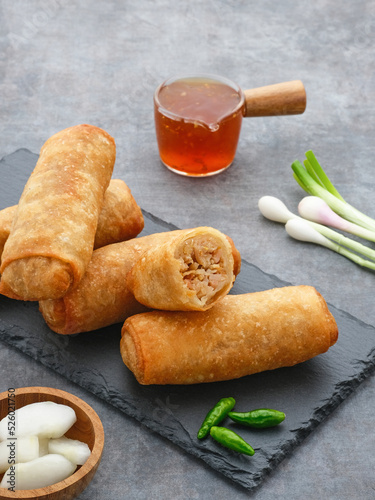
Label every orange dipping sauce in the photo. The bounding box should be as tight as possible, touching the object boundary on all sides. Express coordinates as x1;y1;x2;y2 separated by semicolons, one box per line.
154;75;245;176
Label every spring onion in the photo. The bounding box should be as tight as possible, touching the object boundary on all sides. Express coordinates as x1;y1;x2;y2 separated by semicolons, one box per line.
258;195;297;224
285;219;375;270
298;196;375;242
292;151;375;232
258;196;375;266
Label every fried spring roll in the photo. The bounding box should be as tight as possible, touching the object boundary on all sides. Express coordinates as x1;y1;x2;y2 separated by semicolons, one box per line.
92;179;144;248
0;179;144;262
39;229;241;335
0;206;14;262
127;227;236;311
0;124;116;301
120;285;338;385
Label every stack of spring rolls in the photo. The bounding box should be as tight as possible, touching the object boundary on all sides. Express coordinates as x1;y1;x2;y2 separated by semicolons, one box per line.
0;124;339;386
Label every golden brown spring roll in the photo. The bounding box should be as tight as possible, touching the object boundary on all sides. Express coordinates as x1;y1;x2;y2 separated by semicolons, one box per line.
0;179;144;262
120;285;338;385
0;206;14;262
127;227;236;311
0;124;116;301
92;179;144;248
39;229;241;335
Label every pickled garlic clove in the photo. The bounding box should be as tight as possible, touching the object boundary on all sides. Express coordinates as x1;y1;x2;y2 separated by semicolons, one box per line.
0;454;77;490
0;436;39;473
0;402;77;441
48;436;91;465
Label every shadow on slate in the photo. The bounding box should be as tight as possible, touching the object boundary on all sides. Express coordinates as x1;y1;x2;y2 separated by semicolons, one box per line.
0;149;375;491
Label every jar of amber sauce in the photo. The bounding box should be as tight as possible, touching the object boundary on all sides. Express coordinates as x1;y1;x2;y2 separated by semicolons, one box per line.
154;74;245;177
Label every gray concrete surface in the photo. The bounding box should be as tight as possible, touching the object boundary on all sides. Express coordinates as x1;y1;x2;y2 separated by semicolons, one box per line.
0;0;375;498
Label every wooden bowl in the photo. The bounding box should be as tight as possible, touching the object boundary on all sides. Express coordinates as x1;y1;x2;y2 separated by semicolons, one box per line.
0;387;105;500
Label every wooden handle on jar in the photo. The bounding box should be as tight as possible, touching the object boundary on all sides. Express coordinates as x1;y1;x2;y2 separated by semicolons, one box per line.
244;80;306;117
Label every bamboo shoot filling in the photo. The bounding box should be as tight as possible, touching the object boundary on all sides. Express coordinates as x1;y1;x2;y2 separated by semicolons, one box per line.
178;236;229;305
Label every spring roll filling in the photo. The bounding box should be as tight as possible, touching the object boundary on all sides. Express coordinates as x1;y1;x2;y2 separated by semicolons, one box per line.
178;236;228;305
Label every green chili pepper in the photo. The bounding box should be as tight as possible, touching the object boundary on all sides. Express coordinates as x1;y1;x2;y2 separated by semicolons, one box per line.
228;408;285;429
197;397;236;439
209;426;255;456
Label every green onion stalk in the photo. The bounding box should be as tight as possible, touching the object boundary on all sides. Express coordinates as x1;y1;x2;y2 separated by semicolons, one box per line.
258;196;375;269
292;151;375;233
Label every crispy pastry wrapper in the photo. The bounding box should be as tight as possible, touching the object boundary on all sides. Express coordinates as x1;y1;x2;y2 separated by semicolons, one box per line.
92;179;144;248
127;227;236;311
39;229;241;335
0;206;14;261
120;285;339;385
0;179;144;262
0;124;116;301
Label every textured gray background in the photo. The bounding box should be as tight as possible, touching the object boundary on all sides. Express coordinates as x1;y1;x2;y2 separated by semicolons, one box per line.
0;0;375;498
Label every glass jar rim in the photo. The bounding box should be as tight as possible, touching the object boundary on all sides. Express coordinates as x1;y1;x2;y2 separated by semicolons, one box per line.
154;73;245;120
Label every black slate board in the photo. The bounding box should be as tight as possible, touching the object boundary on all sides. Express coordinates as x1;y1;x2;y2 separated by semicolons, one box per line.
1;149;375;491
